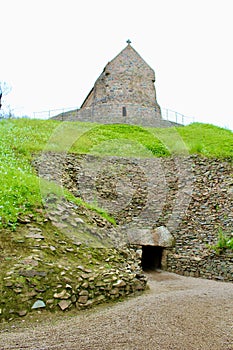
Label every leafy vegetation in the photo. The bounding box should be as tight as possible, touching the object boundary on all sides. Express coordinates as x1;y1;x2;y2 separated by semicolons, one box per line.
208;229;233;253
0;118;232;228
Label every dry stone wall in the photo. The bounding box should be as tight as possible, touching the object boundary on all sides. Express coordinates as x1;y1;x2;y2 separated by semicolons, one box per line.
1;219;146;321
34;153;233;282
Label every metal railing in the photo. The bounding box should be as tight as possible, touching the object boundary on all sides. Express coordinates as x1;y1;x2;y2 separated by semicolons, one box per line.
161;108;195;125
2;105;231;130
32;107;79;120
29;106;195;126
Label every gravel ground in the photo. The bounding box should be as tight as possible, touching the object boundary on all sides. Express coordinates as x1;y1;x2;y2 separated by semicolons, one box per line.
0;272;233;350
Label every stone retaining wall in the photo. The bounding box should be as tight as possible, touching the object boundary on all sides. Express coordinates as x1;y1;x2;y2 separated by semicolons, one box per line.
34;153;233;282
163;250;233;281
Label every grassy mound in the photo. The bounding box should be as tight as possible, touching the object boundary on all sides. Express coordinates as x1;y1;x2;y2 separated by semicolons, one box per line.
0;119;232;229
0;118;232;322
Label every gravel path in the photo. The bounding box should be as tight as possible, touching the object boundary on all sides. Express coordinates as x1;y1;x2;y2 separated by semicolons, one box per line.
1;272;233;350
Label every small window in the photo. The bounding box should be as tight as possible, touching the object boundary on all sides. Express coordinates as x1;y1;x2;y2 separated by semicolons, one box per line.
122;106;127;117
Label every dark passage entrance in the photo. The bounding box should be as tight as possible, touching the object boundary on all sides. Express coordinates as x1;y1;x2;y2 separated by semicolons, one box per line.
141;246;163;271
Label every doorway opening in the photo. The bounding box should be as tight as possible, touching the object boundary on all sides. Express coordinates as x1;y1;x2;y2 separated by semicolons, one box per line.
141;246;163;271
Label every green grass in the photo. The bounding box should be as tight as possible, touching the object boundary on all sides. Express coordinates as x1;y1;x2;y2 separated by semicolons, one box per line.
0;119;116;227
0;118;232;228
173;123;233;158
71;124;170;157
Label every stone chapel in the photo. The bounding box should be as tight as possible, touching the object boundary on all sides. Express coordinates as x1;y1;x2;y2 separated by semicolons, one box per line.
53;41;175;127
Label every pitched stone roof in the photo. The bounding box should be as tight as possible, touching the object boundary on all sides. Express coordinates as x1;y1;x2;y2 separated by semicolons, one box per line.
81;42;160;110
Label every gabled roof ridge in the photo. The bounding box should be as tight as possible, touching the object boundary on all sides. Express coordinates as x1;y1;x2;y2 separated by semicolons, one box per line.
107;42;154;71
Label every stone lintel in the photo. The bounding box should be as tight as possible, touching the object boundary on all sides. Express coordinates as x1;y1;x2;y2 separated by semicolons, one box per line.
127;226;174;247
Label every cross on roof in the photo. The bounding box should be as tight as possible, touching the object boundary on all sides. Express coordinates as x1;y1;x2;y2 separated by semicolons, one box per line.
126;39;132;44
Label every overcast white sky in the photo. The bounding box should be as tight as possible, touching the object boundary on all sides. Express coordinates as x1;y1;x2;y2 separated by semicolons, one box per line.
1;0;233;130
